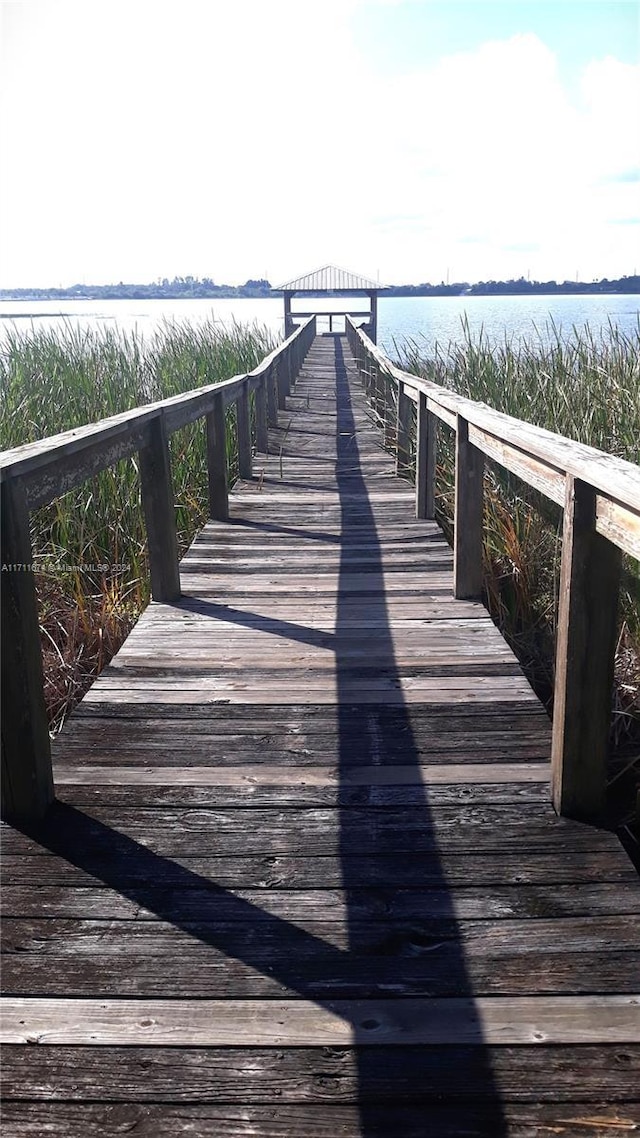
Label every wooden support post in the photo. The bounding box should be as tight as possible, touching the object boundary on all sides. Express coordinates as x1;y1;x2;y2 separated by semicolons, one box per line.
285;349;293;395
416;392;436;519
276;356;288;410
454;416;484;599
266;362;279;427
206;394;229;521
383;373;395;448
254;378;268;454
284;292;294;339
1;478;54;821
139;415;181;602
369;358;377;413
551;477;622;821
396;382;413;477
369;291;378;344
357;342;366;389
236;383;253;480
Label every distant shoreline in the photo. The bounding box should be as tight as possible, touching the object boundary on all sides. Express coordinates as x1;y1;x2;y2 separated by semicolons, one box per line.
1;273;638;302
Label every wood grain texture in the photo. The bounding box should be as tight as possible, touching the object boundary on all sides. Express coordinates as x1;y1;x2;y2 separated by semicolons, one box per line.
454;415;484;600
138;415;181;603
206;394;229;521
3;1102;640;1138
1;333;637;1133
3;995;639;1045
2;1043;638;1103
552;476;622;820
0;478;54;821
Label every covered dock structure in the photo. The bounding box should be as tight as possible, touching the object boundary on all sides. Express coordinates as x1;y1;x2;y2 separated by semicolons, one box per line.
277;264;385;342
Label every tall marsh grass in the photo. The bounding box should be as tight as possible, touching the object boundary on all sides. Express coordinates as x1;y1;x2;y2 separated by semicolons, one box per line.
0;319;276;727
399;318;640;745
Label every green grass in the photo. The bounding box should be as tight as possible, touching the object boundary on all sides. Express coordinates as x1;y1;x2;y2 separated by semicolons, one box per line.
397;317;640;741
0;318;276;727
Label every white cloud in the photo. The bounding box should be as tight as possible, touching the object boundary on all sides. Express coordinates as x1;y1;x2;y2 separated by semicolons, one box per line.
352;33;640;281
0;6;638;286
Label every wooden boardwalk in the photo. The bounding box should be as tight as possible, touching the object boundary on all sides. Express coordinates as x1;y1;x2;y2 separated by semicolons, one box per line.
2;334;639;1136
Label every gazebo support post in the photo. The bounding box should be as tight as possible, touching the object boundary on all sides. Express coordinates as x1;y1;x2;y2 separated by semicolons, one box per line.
284;292;294;339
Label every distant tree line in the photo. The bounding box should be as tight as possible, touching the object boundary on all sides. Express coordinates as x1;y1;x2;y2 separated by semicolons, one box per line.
0;276;275;301
1;274;638;301
384;274;640;297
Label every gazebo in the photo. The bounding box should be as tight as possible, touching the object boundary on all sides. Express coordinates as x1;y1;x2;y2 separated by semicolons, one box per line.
276;264;385;343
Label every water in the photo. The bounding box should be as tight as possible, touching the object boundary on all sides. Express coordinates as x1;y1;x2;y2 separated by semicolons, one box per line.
0;292;638;359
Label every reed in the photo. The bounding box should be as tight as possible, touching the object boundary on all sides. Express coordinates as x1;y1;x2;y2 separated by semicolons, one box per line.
398;318;640;742
0;319;276;727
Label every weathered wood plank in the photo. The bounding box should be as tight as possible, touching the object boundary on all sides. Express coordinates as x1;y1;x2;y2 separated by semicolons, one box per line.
3;1102;640;1138
5;881;638;922
5;950;640;999
3;995;639;1045
2;330;637;1128
4;849;632;888
4;914;638;958
2;1043;638;1102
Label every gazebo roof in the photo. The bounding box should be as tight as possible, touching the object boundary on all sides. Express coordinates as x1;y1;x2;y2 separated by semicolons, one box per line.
276;264;384;292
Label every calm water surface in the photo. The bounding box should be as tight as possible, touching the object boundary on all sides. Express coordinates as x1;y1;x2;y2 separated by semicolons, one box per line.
0;294;638;359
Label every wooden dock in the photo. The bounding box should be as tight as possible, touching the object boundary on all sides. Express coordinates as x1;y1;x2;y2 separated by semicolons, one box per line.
1;334;639;1136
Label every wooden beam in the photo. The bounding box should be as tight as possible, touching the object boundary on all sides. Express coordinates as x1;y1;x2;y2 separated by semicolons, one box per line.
454;416;484;599
0;478;54;821
139;416;181;603
206;393;229;521
551;477;622;820
416;391;436;520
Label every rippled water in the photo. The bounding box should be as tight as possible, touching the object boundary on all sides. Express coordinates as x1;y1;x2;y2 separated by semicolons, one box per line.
1;292;638;358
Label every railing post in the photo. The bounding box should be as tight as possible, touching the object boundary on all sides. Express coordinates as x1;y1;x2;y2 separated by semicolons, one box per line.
236;382;253;480
254;378;269;454
139;415;181;602
206;392;229;521
551;477;622;820
372;361;383;427
454;415;484;599
383;372;395;448
285;348;293;395
276;355;288;410
1;478;54;821
396;382;413;477
416;392;436;520
266;362;279;427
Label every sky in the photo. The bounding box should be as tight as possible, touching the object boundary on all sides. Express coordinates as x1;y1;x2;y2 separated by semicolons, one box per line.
0;0;638;287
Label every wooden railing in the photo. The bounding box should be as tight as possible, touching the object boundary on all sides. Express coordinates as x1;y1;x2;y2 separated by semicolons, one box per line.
0;316;316;821
291;310;370;333
346;316;640;824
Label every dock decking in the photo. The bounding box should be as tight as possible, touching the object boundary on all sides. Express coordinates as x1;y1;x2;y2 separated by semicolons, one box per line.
2;335;639;1136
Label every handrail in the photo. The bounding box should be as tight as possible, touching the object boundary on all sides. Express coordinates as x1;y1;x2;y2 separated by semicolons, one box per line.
346;315;639;824
0;315;317;821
